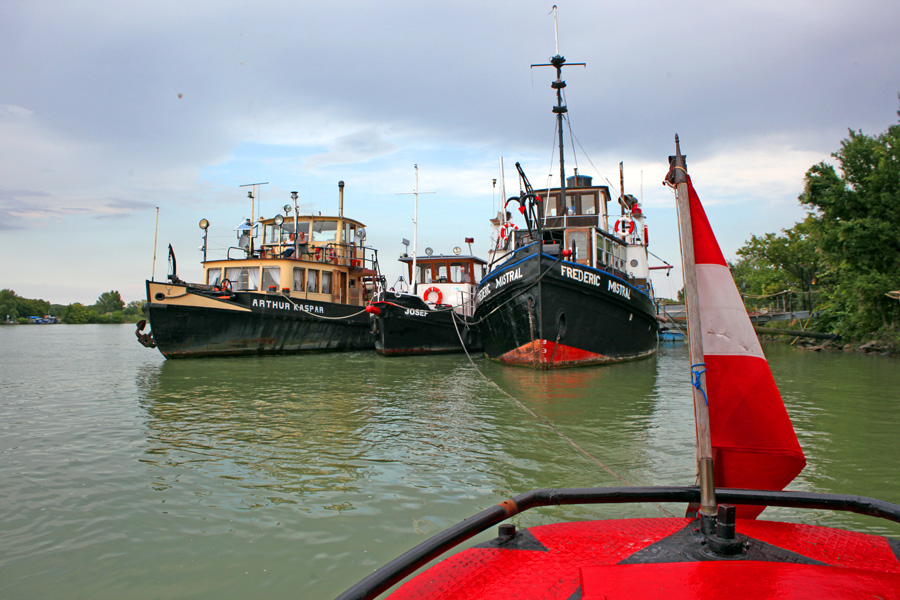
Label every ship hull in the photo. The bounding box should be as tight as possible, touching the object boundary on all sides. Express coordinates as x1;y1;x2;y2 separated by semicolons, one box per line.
145;281;373;358
371;293;481;356
474;251;658;367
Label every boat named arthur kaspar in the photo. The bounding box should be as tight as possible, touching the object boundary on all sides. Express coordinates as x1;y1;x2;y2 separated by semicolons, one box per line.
139;183;383;358
368;247;486;356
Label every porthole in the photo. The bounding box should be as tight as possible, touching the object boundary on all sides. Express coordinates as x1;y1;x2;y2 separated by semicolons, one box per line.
154;293;166;301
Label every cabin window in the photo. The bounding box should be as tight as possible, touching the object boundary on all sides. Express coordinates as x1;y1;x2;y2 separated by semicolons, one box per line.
262;267;280;291
306;269;319;293
474;263;484;283
416;264;432;284
321;271;332;295
225;267;259;291
293;267;305;291
579;193;596;215
282;221;310;243
434;262;448;283
567;231;588;260
263;223;282;245
345;222;357;245
206;268;222;286
449;262;469;283
312;220;337;243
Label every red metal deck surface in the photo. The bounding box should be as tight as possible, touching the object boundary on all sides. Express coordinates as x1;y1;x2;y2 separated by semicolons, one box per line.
388;518;900;599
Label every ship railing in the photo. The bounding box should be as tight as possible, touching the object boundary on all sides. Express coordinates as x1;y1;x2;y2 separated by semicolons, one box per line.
453;288;477;318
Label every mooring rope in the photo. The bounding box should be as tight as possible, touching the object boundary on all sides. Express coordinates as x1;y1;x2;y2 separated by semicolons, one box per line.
450;314;675;517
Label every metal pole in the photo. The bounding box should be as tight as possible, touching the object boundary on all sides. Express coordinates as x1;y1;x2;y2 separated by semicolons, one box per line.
151;206;159;281
671;135;717;518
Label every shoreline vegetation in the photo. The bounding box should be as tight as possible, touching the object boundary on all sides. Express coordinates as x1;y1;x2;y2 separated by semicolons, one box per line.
4;104;897;352
0;289;143;325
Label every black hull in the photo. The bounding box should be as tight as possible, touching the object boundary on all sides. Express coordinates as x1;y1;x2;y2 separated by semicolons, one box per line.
145;281;372;358
473;250;658;367
371;293;481;356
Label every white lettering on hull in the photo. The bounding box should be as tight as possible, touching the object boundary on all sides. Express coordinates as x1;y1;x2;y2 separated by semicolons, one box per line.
476;267;523;303
559;265;631;300
252;298;325;314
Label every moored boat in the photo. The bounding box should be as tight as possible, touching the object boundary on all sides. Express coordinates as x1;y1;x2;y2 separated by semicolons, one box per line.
336;137;900;600
473;44;659;368
368;246;486;356
137;182;384;358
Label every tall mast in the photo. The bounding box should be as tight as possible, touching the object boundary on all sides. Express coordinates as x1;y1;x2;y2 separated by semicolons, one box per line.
396;165;434;293
671;135;717;520
532;6;584;214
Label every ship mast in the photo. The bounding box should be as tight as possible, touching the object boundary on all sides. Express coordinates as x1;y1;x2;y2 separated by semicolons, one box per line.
671;135;718;523
531;6;584;216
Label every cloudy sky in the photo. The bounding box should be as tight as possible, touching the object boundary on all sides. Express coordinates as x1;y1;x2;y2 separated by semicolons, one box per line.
2;0;898;304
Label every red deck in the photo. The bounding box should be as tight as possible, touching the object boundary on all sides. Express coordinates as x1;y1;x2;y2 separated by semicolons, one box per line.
389;518;900;599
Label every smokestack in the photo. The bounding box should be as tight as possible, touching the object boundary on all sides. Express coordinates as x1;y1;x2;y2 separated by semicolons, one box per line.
338;180;345;218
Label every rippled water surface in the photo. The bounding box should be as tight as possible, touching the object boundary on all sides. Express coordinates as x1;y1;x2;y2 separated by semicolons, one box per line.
1;325;898;598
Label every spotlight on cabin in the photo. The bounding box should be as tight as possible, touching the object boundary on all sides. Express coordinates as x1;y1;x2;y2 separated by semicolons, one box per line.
425;247;434;256
199;218;209;230
453;246;462;255
283;204;292;214
274;214;284;227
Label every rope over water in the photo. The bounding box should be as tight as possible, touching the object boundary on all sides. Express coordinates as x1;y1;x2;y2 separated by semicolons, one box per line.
450;308;675;517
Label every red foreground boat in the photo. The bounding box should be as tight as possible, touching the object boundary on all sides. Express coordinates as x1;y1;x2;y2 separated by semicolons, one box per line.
336;138;900;599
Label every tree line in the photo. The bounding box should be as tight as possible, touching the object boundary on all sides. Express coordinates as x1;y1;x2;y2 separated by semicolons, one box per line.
0;289;144;324
730;100;900;348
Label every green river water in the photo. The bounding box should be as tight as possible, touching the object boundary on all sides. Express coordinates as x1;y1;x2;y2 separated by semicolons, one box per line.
1;324;898;598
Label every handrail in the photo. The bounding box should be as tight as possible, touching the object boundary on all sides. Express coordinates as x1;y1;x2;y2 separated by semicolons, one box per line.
336;485;900;600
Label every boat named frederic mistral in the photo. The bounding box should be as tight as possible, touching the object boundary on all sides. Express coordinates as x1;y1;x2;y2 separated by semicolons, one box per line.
137;182;384;358
473;48;659;368
368;245;486;356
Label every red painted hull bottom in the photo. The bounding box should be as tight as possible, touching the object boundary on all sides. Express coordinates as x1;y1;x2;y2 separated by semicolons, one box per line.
499;340;654;368
389;518;900;599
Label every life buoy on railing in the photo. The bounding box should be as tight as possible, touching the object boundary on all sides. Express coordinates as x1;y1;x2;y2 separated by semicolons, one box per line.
327;247;337;263
424;286;442;304
500;222;519;240
614;219;636;235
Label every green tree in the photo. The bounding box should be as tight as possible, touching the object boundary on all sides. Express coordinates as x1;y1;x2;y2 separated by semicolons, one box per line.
731;215;822;313
799;110;900;343
124;300;144;316
95;290;125;314
0;289;17;321
64;303;91;324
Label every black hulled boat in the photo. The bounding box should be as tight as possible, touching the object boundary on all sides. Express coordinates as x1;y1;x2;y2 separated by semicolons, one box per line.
473;52;659;368
368;248;486;356
137;182;384;358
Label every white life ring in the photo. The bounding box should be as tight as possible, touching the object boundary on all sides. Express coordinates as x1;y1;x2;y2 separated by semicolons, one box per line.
500;222;519;240
614;219;635;235
424;286;442;304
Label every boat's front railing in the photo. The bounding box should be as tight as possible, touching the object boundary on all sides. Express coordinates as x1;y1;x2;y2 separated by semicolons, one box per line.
336;485;900;600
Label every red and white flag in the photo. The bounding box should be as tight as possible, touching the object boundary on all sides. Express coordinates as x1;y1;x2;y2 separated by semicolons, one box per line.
687;175;806;518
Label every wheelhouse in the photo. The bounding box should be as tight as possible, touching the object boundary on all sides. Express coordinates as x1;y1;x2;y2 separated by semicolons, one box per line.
201;214;379;306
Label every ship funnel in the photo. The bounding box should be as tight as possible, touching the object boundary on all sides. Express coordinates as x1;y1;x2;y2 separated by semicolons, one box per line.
338;180;345;218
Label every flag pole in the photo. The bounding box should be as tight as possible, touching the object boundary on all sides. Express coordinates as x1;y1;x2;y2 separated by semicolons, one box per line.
671;134;717;523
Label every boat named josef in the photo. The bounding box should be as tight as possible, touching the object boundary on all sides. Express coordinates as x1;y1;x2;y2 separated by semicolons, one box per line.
368;246;486;356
